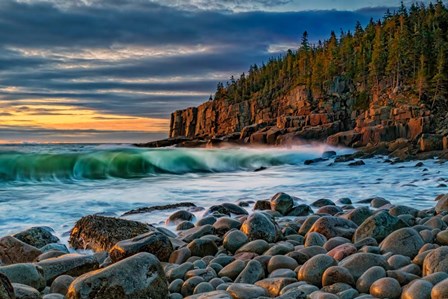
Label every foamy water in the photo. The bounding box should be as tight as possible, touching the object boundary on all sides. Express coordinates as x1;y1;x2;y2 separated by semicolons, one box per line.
0;143;446;240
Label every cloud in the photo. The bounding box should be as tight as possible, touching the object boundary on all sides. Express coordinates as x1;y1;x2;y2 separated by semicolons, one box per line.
0;0;403;142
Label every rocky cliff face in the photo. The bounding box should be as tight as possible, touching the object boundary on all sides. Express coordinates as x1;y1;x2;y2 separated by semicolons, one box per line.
167;77;447;152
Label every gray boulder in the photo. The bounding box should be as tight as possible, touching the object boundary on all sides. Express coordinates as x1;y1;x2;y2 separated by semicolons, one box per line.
423;246;448;276
13;227;60;248
270;193;294;215
0;237;42;265
0;273;14;299
66;252;168;299
69;215;154;252
353;210;407;242
380;228;424;258
308;216;358;239
109;231;173;262
36;254;99;284
240;212;279;242
0;264;45;291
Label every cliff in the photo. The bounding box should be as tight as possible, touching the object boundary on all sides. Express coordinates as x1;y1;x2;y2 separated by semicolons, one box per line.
167;77;446;153
145;3;448;154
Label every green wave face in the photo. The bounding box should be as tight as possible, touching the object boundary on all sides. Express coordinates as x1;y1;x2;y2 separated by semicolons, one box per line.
0;148;307;182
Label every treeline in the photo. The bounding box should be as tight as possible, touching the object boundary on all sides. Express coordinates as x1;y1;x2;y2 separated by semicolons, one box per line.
213;1;448;109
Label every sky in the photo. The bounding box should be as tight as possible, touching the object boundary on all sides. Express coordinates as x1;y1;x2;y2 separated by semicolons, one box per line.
0;0;434;143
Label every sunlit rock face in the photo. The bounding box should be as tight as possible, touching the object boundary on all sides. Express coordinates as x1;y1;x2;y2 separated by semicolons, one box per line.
169;77;436;149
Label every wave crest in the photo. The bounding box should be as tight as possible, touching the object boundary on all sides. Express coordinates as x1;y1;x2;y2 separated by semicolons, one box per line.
0;147;322;182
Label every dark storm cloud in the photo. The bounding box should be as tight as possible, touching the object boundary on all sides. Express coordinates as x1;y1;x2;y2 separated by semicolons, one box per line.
0;0;394;142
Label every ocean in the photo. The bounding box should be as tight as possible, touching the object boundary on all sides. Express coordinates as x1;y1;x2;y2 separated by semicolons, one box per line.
0;143;446;241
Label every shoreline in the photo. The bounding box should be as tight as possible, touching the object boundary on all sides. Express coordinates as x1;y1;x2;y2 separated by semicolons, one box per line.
135;136;448;163
1;186;448;298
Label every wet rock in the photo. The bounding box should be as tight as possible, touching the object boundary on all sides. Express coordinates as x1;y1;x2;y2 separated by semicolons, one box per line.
67;252;167;299
337;198;352;205
254;200;271;211
321;266;354;287
196;216;217;227
287;205;313;217
435;194;448;214
269;269;296;279
322;151;337;159
0;273;14;299
185;268;217;282
13;283;40;299
379;228;424;258
179;225;215;243
369;197;390;208
323;237;351;251
218;260;246;280
213;218;241;236
69;215;154;252
181;277;205;297
188;239;218;257
166;262;194;281
316;205;342;215
122;202;196;216
340;207;372;226
177;221;195;231
204;206;230;217
422;246;448;276
348;160;365;166
255;278;297;297
40;243;69;254
297;254;337;287
355;266;386;293
235;260;265;284
210;256;234;267
185;290;232;299
221;203;248;215
436;230;448;245
240;212;278;242
401;279;432;299
389;205;419;217
0;236;42;265
223;230;248;254
235;240;269;255
338;253;388;280
169;279;183;294
193;282;214;294
369;277;401;299
169;247;191;264
327;243;357;261
387;255;411;269
36;250;66;262
308;216;358;239
311;199;335;207
353;210;407;242
0;263;45;291
432;278;448;299
298;215;321;235
270;193;295;215
264;242;294;256
227;283;267;299
268;256;298;273
166;210;196;225
36;253;99;284
304;232;327;247
50;275;73;296
109;231;173;262
13;227;60;248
